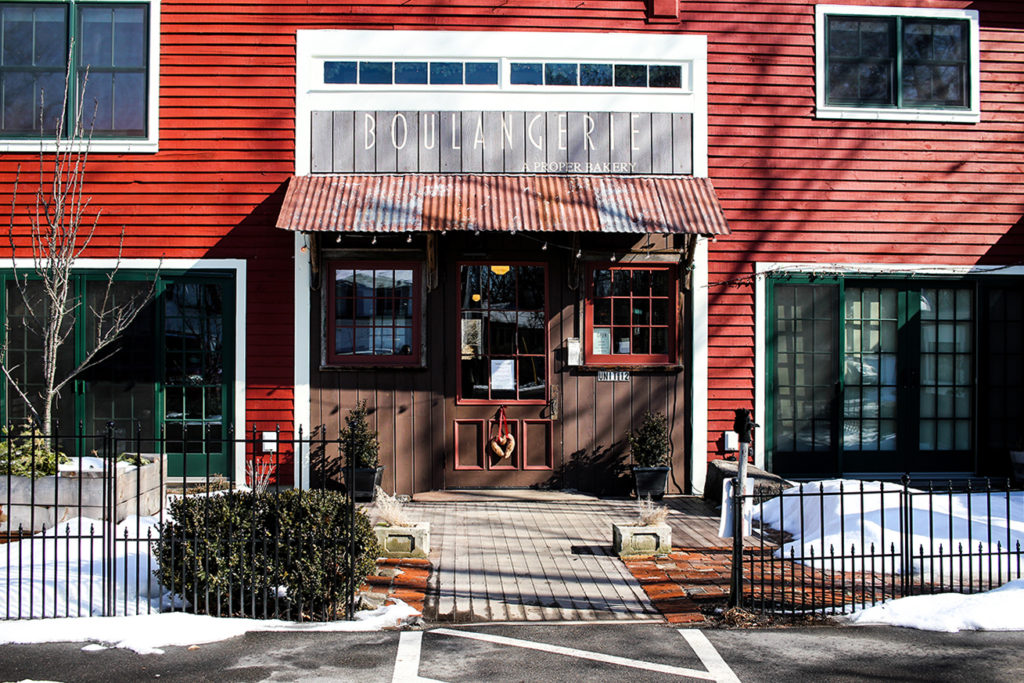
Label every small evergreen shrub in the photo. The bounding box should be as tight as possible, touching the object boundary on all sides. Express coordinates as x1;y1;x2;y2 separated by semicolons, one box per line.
340;400;380;469
0;425;69;478
628;411;671;468
156;489;381;620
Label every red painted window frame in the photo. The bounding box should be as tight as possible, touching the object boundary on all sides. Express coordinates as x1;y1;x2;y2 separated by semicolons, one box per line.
455;261;549;405
325;260;422;366
584;262;678;366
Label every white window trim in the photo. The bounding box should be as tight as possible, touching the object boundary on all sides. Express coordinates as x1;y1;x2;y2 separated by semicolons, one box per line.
753;261;1024;472
815;4;981;124
0;0;161;153
0;257;246;477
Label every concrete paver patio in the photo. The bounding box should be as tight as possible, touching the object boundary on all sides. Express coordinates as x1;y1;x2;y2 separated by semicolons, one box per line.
398;491;736;623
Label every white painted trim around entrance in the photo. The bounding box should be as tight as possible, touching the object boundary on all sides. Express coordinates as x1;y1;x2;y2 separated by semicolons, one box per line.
0;257;247;479
690;237;709;496
752;261;1024;473
293;233;312;488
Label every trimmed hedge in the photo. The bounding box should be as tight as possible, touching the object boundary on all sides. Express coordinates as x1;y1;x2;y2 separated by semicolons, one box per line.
156;489;381;620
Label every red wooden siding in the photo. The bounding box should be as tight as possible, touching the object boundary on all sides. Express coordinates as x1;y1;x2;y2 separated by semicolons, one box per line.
3;0;1020;485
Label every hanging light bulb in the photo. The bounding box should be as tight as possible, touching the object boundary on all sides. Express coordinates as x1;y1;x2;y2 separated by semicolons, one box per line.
541;242;548;251
335;235;341;243
610;254;617;262
575;249;582;259
406;234;412;243
371;235;377;245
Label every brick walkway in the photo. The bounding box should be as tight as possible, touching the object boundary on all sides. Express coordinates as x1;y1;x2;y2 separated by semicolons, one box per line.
361;558;432;614
623;547;732;624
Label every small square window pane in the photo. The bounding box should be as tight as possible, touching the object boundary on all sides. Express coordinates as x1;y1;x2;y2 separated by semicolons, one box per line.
34;7;68;68
613;299;630;325
81;7;114;67
828;19;861;58
395;327;413;355
360;62;393;84
518;358;544;399
649;65;681;88
324;61;357;84
593;270;612;297
545;63;577;86
651;270;670;297
631;270;650;296
632;327;650;355
580;63;612;86
112;7;146;68
465;62;498;84
594;300;611;325
335;327;354;355
81;71;114;132
614;64;647;87
374;327;393;355
651;299;669;325
510;63;542;85
353;327;372;354
860;20;894;58
395;62;428;84
112;72;145;135
430;62;463;84
651;328;669;355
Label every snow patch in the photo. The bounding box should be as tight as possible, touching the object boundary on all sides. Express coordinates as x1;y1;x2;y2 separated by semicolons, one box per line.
847;580;1024;632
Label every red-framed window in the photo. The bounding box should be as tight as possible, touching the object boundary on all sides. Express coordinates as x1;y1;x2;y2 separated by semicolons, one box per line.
326;261;421;365
585;263;677;365
457;263;547;404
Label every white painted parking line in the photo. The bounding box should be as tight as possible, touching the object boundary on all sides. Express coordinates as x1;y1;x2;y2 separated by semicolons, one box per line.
393;631;445;683
679;630;742;683
430;628;718;680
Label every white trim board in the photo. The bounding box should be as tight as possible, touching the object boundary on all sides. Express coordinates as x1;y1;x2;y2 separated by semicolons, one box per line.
0;257;247;480
751;261;1024;471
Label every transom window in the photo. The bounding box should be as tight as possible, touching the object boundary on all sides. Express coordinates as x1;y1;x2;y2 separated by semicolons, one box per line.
324;60;499;86
326;262;421;365
815;5;979;123
458;264;546;403
0;2;150;138
510;62;683;88
585;264;677;365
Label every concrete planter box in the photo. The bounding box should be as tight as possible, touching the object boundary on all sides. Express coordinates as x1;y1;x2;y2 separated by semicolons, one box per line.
612;522;671;557
374;522;430;559
0;454;166;534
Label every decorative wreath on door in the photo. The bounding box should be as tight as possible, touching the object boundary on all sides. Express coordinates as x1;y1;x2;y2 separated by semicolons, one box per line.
489;405;516;459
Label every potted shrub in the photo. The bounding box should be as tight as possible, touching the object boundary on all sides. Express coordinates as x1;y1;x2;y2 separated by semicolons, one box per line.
628;411;671;500
341;400;383;501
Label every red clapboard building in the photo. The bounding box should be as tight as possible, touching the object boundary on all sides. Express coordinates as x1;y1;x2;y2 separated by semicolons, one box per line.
0;1;1019;494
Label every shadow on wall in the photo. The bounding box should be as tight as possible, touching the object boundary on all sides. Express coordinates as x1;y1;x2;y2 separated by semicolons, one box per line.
547;444;632;496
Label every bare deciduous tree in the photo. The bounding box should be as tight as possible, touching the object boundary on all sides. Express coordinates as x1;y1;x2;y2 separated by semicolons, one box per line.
2;53;157;434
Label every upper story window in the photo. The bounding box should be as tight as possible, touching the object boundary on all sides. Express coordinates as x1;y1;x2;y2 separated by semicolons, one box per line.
509;62;683;89
326;262;422;366
324;60;500;86
0;1;158;151
815;5;980;123
585;264;677;366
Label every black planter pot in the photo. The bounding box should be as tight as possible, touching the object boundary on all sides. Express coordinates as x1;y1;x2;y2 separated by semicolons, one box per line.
345;465;384;501
633;466;670;500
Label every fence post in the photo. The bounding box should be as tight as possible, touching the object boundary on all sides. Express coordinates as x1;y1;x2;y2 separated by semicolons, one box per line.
728;477;744;607
900;474;911;596
104;422;116;617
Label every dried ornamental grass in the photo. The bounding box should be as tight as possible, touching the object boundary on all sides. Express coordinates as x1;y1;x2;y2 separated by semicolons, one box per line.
636;495;670;526
373;486;411;527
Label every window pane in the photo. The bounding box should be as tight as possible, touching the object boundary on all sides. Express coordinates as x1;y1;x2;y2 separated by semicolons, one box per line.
81;71;114;131
649;65;681;88
518;357;544;399
594;300;611;325
112;72;145;134
35;7;67;67
325;61;357;84
517;266;544;310
517;312;544;354
580;63;612;86
544;63;577;86
461;358;488;399
614;64;646;87
430;62;462;84
593;269;611;297
394;62;427;84
651;328;669;355
510;63;542;85
113;7;146;68
465;62;498;85
359;61;392;84
2;7;35;65
81;7;114;68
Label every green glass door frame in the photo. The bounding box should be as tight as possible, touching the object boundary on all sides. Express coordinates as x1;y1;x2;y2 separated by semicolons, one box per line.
767;274;977;477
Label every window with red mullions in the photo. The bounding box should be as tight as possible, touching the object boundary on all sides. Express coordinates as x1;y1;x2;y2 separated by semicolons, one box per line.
327;261;421;365
586;264;676;364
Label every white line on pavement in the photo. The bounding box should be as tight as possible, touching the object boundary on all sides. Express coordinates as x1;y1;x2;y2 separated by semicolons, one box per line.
430;628;717;680
679;630;742;683
393;631;445;683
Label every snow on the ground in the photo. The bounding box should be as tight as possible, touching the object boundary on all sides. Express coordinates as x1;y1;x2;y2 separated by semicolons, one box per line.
0;516;178;618
751;479;1024;577
0;601;421;654
846;579;1024;632
57;457;137;473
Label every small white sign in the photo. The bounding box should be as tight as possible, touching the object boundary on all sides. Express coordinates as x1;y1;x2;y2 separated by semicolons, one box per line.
491;359;516;391
261;431;277;453
593;328;611;355
597;371;630;382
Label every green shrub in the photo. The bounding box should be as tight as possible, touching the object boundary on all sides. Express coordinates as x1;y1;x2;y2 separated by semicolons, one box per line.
628;411;671;467
340;400;380;469
156;489;381;620
0;425;69;478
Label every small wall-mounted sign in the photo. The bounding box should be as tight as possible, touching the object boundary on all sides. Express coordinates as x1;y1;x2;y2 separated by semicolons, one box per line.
597;371;630;382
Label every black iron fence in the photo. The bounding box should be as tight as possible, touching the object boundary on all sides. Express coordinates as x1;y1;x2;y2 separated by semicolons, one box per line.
729;477;1024;615
1;424;365;621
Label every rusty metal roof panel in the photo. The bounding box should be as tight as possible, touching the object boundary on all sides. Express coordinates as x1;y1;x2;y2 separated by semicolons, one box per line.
276;175;730;236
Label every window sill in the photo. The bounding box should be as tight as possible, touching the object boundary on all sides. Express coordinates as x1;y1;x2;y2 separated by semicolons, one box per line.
815;106;980;124
573;363;683;373
320;362;425;371
0;138;159;154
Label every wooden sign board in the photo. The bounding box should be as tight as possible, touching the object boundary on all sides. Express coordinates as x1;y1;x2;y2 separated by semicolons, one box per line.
311;110;692;175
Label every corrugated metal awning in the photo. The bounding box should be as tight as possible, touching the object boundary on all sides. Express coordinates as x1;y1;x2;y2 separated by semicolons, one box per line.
275;175;729;235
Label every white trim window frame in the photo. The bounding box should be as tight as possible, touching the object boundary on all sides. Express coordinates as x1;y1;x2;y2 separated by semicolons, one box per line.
0;0;160;153
815;4;980;124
